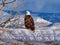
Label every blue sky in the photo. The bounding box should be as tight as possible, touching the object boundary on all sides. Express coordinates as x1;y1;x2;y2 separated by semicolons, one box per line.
1;0;60;13
22;0;60;13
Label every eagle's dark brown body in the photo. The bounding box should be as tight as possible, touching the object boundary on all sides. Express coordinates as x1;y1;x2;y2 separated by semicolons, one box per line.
24;15;35;31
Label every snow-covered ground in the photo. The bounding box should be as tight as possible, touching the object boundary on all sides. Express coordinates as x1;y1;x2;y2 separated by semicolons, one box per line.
0;26;60;45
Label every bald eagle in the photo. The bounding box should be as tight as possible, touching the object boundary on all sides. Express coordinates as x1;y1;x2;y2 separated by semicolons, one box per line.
24;11;35;32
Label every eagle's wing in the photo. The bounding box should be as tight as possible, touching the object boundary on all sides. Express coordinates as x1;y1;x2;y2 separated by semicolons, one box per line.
24;15;35;31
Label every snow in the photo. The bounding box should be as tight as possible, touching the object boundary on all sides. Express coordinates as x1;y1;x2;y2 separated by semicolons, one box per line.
36;17;51;24
0;11;12;24
0;27;60;42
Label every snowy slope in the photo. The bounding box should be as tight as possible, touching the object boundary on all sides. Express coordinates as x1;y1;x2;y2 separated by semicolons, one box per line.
34;17;52;28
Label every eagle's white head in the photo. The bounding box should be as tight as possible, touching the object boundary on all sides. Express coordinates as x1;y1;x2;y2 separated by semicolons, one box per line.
26;11;31;15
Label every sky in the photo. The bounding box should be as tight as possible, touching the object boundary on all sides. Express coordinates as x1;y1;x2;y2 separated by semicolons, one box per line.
23;0;60;13
0;0;60;13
